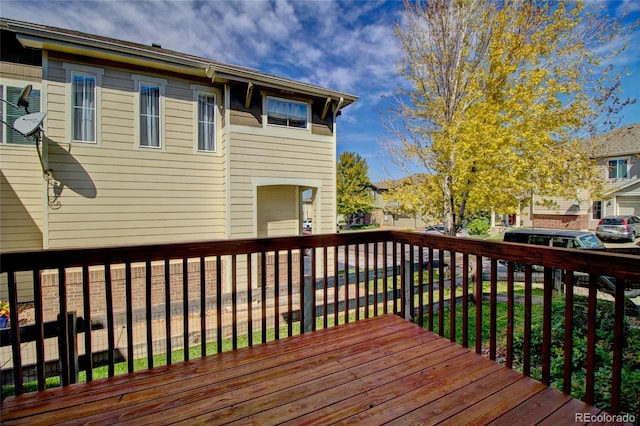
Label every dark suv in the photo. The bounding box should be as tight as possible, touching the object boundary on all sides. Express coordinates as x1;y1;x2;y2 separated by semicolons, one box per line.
596;215;640;242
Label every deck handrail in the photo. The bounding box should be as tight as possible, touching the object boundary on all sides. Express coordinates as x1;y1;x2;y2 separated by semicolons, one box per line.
1;230;637;416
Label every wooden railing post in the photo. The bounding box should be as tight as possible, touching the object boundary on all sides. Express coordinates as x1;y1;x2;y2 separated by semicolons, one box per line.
403;260;412;321
58;311;79;385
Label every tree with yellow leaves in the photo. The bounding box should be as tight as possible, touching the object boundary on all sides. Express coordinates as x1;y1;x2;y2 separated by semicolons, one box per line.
383;0;636;235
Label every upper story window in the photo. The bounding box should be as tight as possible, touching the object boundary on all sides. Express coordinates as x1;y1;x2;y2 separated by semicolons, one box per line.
71;73;96;142
65;64;103;144
608;158;628;179
140;83;161;148
0;83;40;145
266;96;308;129
198;93;216;151
133;75;165;150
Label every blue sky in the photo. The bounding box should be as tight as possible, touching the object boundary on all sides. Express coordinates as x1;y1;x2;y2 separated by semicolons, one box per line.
1;0;639;181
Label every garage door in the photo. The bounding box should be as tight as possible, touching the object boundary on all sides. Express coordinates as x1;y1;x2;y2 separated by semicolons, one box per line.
618;196;640;215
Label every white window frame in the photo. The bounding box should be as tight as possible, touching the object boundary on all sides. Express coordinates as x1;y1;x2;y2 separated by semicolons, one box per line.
607;157;629;180
133;75;166;150
0;78;42;146
191;85;220;153
264;95;310;131
64;63;103;145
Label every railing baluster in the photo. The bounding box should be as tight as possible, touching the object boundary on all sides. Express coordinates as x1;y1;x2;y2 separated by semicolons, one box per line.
287;250;293;337
125;262;134;372
323;246;328;328
163;260;172;365
308;247;315;333
417;246;424;325
274;251;280;340
200;257;207;356
449;251;457;342
334;245;339;325
562;271;575;395
364;243;369;319
373;242;379;318
541;267;553;385
182;258;189;361
611;277;626;414
506;261;514;369
232;254;238;349
33;270;45;391
298;249;304;333
523;264;532;377
461;254;469;348
82;265;93;380
105;263;116;375
400;244;406;320
261;252;267;344
474;255;482;355
58;267;71;385
428;248;434;331
216;256;222;353
145;260;153;369
344;245;349;323
247;253;253;347
489;258;497;360
392;242;398;316
8;269;23;394
355;243;360;321
382;242;388;315
438;249;444;337
409;245;415;322
585;274;598;405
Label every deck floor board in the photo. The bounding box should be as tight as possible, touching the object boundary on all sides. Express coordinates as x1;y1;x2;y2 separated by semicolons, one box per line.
1;314;607;425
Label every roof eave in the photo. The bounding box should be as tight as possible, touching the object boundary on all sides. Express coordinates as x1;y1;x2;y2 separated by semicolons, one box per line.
8;20;357;107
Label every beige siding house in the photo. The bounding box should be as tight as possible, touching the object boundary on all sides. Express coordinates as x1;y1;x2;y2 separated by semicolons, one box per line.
530;124;640;230
0;18;357;252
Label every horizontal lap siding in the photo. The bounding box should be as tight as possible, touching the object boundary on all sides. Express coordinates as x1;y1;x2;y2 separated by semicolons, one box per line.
43;59;226;248
0;63;44;251
229;128;335;237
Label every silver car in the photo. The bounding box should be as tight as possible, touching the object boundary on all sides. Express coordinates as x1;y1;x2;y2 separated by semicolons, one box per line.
596;215;640;242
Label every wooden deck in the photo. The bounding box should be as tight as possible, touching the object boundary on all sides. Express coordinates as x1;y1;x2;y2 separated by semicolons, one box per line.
1;314;606;425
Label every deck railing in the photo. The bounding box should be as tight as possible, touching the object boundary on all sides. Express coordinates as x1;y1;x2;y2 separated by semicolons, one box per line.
1;230;638;415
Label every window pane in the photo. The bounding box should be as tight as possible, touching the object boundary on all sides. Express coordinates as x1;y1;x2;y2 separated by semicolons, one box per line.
198;94;215;151
72;74;96;142
5;86;40;145
266;97;307;129
608;159;628;179
140;84;160;147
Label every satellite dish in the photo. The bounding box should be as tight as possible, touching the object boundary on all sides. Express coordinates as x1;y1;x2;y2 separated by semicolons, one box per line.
17;84;32;111
13;111;46;136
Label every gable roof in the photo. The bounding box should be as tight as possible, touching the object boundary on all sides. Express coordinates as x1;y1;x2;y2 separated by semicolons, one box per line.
589;123;640;158
0;17;358;109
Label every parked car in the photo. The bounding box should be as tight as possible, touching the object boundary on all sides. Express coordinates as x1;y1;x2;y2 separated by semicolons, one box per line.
303;219;312;231
421;225;469;238
595;215;640;242
503;229;606;250
501;229;605;273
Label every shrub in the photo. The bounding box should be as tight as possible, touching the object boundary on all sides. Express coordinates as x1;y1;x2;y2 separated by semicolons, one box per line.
466;217;490;235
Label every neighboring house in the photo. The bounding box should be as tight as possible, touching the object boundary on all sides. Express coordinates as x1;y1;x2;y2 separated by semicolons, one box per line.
531;124;640;231
370;181;429;229
0;18;357;252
